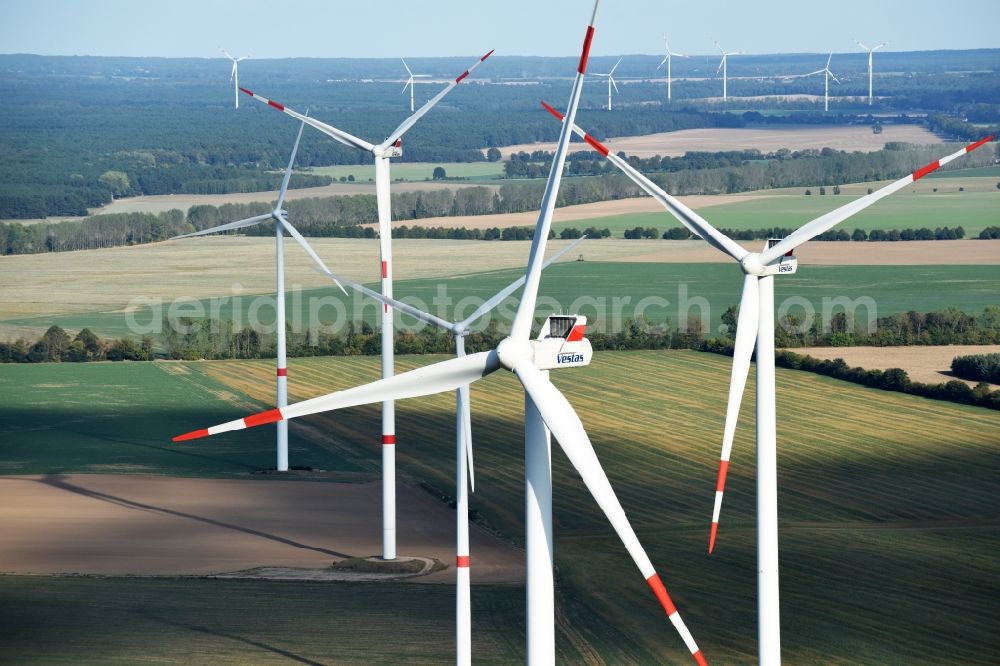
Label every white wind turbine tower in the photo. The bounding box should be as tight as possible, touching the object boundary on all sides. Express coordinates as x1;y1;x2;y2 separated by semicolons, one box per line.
539;107;994;665
171;116;346;471
655;36;686;102
591;57;622;110
174;3;710;663
220;48;251;109
318;237;584;666
714;41;743;101
400;58;432;112
804;53;840;111
855;39;887;106
238;50;492;562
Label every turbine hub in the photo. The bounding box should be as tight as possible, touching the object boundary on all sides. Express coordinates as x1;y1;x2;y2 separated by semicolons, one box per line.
496;337;533;371
740;252;766;276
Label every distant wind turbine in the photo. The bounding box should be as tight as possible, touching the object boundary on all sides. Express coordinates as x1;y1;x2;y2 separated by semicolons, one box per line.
655;36;686;102
400;58;431;112
220;48;251;109
591;57;622;110
855;39;887;106
714;41;744;101
804;53;840;111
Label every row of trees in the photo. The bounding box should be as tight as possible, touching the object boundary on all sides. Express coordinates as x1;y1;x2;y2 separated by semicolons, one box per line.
765;306;1000;348
0;326;153;363
772;351;999;410
951;353;1000;384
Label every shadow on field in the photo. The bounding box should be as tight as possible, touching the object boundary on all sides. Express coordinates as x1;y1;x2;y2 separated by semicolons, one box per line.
142;613;328;666
63;423;262;471
35;473;350;558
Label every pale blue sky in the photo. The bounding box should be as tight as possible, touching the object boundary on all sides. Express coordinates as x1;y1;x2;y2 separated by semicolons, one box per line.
1;1;997;58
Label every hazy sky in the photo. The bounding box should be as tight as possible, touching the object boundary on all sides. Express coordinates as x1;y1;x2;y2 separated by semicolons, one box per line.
2;1;997;58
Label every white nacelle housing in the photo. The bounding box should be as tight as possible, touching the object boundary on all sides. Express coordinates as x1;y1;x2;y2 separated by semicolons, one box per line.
532;315;592;371
761;238;798;276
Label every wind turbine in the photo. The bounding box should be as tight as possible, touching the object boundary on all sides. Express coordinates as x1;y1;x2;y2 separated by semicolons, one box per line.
804;53;839;111
855;39;887;106
238;48;493;562
714;41;743;101
174;3;709;663
220;48;250;109
318;237;584;665
591;57;622;110
541;106;993;666
655;36;686;102
400;58;432;112
171;116;346;472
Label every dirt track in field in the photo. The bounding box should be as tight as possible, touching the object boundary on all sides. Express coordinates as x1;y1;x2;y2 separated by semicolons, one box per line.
788;345;1000;388
0;474;522;584
495;124;942;159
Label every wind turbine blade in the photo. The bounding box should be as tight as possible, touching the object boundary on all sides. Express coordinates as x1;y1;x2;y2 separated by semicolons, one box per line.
874;42;887;51
826;53;833;69
230;62;237;82
459;383;475;492
805;69;825;76
322;270;456;332
609;57;622;76
855;40;869;51
540;101;748;262
760;135;994;263
611;76;619;94
173;351;501;442
240;87;375;152
274;214;346;294
655;55;669;71
380;49;495;150
401;77;413;94
829;71;841;84
220;48;235;60
401;57;413;77
276;114;308;210
171;213;273;239
513;361;707;665
716;56;725;76
456;235;586;331
510;0;600;341
709;274;759;554
714;40;725;54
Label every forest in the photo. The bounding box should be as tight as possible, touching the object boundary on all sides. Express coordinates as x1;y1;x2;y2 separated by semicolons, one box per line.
1;50;998;219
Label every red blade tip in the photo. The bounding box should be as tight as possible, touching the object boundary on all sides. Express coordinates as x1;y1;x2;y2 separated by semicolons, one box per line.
238;87;252;96
481;49;495;61
693;650;708;666
540;100;564;120
173;429;209;443
709;522;719;554
646;573;678;616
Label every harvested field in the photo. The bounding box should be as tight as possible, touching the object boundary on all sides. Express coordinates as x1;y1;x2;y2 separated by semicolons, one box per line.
788;344;1000;389
0;474;521;584
494;124;943;159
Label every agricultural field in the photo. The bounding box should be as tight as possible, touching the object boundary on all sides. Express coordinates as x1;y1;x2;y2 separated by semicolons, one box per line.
7;261;999;343
557;176;1000;237
308;161;506;183
2;351;996;663
0;576;537;664
493;123;943;159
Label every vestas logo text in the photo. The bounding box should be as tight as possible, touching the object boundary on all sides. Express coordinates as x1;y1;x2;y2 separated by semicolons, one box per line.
556;353;586;364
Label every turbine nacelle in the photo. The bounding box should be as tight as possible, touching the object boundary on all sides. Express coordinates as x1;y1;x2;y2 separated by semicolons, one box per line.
739;247;798;276
496;316;593;371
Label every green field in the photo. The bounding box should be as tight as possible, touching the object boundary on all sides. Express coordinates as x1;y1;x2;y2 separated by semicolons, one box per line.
9;262;999;342
3;351;994;663
0;576;542;664
0;362;371;478
566;190;1000;236
309;162;505;183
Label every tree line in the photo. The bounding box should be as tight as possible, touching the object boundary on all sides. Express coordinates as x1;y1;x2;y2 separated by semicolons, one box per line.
0;326;153;363
951;353;1000;384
